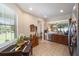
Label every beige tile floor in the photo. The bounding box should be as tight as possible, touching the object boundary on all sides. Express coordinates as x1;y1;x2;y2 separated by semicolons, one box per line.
33;40;70;56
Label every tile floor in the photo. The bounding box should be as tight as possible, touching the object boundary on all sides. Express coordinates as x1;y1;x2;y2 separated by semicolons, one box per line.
33;40;70;56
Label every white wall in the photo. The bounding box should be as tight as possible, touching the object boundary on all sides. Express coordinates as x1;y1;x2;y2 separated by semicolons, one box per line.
48;19;69;24
47;14;71;22
22;12;45;38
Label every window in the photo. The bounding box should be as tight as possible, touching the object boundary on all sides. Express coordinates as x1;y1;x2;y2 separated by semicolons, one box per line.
0;4;17;44
57;23;68;33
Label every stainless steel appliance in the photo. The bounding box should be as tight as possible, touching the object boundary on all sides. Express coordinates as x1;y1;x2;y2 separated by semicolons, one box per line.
68;18;77;56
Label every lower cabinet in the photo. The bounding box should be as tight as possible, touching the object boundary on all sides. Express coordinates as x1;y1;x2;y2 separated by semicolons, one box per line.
51;34;68;45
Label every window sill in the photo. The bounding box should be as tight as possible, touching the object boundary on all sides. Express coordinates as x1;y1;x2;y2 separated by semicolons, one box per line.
0;40;16;52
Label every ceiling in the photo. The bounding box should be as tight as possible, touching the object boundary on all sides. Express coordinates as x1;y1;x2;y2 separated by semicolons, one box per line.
17;3;75;21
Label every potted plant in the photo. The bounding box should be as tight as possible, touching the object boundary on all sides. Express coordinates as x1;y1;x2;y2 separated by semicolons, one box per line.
16;35;24;46
24;36;30;41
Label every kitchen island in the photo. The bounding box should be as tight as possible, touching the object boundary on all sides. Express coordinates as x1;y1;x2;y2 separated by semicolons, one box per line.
50;34;68;45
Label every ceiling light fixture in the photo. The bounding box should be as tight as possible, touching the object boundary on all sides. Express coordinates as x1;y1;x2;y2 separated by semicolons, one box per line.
29;7;32;11
73;5;76;10
44;15;47;18
60;10;63;13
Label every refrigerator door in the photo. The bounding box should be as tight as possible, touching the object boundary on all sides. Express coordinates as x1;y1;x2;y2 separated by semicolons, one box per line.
68;21;77;56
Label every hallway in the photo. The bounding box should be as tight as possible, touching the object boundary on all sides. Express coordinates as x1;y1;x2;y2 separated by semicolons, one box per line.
33;40;70;56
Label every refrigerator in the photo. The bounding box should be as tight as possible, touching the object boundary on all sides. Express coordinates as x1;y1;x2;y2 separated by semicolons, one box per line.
68;21;77;56
68;4;78;56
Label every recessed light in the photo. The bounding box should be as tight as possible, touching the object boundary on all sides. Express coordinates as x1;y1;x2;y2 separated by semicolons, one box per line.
44;15;47;18
60;10;63;13
73;5;76;10
29;7;32;11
